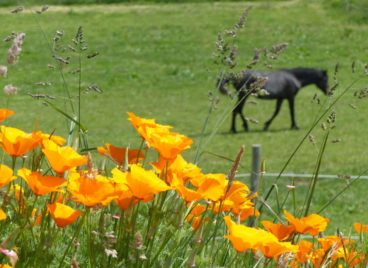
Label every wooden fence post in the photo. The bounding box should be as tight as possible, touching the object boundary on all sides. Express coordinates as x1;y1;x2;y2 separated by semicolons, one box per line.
250;144;261;193
248;144;261;227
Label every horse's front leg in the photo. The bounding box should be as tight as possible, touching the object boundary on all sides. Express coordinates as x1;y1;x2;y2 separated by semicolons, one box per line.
237;95;249;132
231;110;237;133
288;97;299;130
264;99;283;131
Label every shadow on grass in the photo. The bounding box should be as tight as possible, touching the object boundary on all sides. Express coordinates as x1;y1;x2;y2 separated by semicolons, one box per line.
189;127;297;138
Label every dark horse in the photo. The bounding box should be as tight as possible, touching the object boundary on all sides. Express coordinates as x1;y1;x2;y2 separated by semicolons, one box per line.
217;68;329;133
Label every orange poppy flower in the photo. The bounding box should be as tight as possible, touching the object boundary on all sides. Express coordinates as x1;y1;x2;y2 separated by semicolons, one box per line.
40;133;66;146
354;222;368;234
212;181;258;221
224;215;273;252
127;112;171;141
0;208;6;221
284;210;329;236
318;236;352;252
68;170;121;207
113;165;171;201
0;109;14;122
0;126;41;156
196;173;227;201
31;208;42;225
262;221;295;241
296;240;313;263
42;139;87;174
0;264;12;268
224;216;298;258
0;164;16;188
152;155;203;185
259;240;298;259
10;184;24;203
128;113;192;160
186;204;207;229
110;169;136;210
145;127;192;160
171;174;202;203
47;202;82;228
18;168;66;196
97;143;144;165
333;248;364;267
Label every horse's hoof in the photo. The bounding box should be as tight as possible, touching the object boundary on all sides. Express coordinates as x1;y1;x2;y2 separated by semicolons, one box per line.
231;129;237;134
291;125;299;130
263;124;270;131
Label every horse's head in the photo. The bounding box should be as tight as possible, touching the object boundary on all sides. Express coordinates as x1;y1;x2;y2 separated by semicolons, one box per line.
316;69;329;95
216;75;232;96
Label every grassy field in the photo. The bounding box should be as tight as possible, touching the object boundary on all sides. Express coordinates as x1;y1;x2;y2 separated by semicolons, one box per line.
1;0;368;231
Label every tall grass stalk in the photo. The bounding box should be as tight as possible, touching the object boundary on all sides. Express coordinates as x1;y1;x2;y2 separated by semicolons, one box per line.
259;78;360;213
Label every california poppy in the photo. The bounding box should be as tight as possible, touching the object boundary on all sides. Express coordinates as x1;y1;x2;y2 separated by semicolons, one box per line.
40;133;66;146
18;168;66;196
196;173;227;201
47;202;82;228
354;222;368;234
0;109;14;122
0;126;41;157
113;165;171;201
127;112;171;141
42;139;87;174
0;208;6;221
224;216;297;258
284;210;329;236
128;113;192;160
0;164;16;188
97;143;144;165
262;221;295;241
295;240;313;263
68;170;120;207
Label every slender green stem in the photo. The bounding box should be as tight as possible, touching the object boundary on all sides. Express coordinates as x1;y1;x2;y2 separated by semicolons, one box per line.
58;212;86;268
303;130;329;217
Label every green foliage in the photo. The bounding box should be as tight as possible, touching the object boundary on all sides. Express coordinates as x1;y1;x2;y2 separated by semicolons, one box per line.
1;1;368;233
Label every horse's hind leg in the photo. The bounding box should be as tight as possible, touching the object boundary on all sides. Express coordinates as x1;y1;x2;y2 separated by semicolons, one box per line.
288;97;299;130
264;99;283;131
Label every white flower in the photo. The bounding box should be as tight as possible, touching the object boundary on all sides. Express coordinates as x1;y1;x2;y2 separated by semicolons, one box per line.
4;84;17;95
0;66;8;77
104;248;118;258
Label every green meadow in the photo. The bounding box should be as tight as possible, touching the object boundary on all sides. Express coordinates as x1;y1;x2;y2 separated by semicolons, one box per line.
1;0;368;231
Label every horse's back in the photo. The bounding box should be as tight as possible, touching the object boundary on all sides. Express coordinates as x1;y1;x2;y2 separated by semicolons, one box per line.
237;70;301;99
